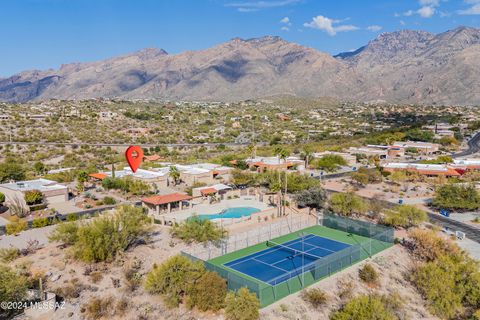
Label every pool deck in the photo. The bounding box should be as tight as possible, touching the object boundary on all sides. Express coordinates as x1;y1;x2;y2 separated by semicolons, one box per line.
160;196;271;223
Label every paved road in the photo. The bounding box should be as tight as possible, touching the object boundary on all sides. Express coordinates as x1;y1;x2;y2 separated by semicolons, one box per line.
453;131;480;158
427;213;480;243
0;141;250;148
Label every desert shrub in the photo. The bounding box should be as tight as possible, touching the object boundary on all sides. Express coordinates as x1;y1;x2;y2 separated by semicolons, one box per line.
171;217;227;243
329;192;368;216
0;247;20;263
330;294;397;320
382;205;427;228
101;176;150;195
407;229;460;262
32;217;49;228
49;205;151;262
224;287;260;320
66;213;78;221
187;271;227;311
301;288;328;308
6;217;27;235
337;278;355;301
89;271;103;284
54;281;84;300
144;255;205;307
48;221;79;245
24;189;43;205
101;196;116;205
0;265;28;316
123;259;143;292
358;264;379;284
83;296;115;320
433;184;480;210
412;254;475;319
474;309;480;320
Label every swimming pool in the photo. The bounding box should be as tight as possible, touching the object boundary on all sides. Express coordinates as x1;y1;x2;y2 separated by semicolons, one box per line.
194;207;261;220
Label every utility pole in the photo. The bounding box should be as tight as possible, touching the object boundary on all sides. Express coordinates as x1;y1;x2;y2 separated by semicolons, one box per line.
284;170;288;216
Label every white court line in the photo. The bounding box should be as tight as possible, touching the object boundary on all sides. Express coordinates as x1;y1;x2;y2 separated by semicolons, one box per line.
224;235;316;268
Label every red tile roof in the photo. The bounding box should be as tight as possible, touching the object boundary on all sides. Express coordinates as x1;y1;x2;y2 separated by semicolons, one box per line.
89;173;107;180
200;188;217;195
142;193;192;205
144;154;163;162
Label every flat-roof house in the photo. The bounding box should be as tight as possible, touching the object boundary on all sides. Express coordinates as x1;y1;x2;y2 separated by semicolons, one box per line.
165;163;232;186
348;146;389;159
90;167;169;189
245;156;304;172
0;179;68;210
382;163;461;177
392;141;440;154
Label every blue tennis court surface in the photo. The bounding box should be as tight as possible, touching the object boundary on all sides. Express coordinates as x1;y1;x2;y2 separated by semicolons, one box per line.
224;234;351;285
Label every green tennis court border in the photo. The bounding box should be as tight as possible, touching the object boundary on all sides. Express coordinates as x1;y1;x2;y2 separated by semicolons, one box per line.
182;214;394;307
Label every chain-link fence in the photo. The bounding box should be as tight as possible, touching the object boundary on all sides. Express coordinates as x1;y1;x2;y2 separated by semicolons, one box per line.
183;215;316;261
182;213;394;307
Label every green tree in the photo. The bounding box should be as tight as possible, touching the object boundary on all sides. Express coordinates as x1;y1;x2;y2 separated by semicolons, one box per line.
0;264;28;318
351;172;369;186
231;169;256;186
382;205;428;228
0;192;5;205
0;157;26;182
329;192;368;217
33;161;46;175
187;271;227;311
169;166;180;185
224;287;260;320
405;129;434;142
313;155;347;172
49;205;151;262
293;187;327;213
433;184;480;210
144;255;205;307
171;217;227;243
274;146;290;163
412;255;468;319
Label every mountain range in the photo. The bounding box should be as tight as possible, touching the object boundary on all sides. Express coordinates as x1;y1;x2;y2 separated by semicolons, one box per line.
1;26;480;105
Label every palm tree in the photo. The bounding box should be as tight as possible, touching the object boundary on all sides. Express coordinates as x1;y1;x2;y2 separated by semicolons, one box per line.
274;146;290;163
169;166;180;186
301;146;313;169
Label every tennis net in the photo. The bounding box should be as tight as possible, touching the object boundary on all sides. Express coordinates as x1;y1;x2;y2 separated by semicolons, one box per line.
266;240;323;261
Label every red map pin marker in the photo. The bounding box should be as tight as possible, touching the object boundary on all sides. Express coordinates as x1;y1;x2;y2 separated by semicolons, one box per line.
125;145;144;173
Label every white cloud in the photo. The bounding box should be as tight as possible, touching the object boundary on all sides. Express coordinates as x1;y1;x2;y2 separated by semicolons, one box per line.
417;6;435;17
280;17;290;24
281;26;290;31
226;0;300;12
419;0;439;6
458;0;480;15
399;20;406;25
402;0;441;18
367;25;383;32
304;15;359;36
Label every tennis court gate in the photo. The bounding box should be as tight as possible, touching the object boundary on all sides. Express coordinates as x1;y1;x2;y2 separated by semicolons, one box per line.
182;214;394;307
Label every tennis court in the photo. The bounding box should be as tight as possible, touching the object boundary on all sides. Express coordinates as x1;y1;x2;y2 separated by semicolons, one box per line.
223;234;351;285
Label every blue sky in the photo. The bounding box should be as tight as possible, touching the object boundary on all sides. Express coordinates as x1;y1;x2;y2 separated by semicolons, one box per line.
1;0;480;77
